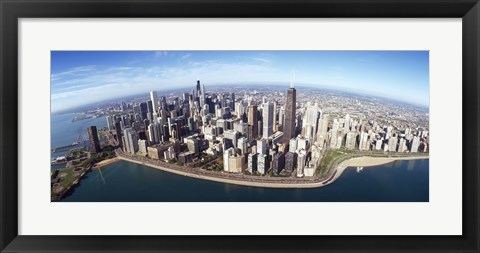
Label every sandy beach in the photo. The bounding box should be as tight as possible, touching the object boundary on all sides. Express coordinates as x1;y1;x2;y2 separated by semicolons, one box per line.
118;154;428;189
330;155;429;182
93;157;119;169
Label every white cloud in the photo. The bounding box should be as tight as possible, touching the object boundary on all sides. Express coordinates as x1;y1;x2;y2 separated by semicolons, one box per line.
180;53;192;60
252;57;271;64
51;65;96;81
50;58;290;112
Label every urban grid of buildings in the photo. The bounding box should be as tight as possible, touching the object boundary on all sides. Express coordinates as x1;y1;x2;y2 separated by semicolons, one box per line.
87;80;429;178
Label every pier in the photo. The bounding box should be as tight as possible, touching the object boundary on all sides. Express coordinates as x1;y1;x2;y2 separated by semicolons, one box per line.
52;134;84;153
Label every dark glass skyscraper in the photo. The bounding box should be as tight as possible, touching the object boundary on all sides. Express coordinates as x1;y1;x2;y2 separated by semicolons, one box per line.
114;121;123;149
283;86;296;143
140;102;148;120
87;126;101;153
247;105;258;140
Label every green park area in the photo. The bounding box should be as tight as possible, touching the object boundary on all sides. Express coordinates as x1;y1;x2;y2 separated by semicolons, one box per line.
51;145;117;201
201;157;224;172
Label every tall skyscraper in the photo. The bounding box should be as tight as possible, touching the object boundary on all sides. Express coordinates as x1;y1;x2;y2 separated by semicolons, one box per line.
148;123;161;144
297;150;307;177
303;103;321;142
330;119;340;148
316;114;329;143
150;91;158;112
256;138;268;155
196;80;201;97
278;106;285;127
114;121;123;148
106;116;114;131
140;102;148;120
262;97;274;138
272;152;286;175
247;105;258;140
388;136;398;152
285;151;297;173
223;147;235;172
345;131;357;150
230;92;235;110
272;100;277;131
398;138;407;153
283;84;296;143
359;131;369;151
123;128;139;155
147;100;154;113
257;154;269;175
199;81;206;108
247;153;258;174
411;136;420;153
87;126;101;153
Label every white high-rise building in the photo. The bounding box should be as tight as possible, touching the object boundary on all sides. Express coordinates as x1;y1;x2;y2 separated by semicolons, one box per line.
297;150;307;177
297;136;309;150
375;139;383;150
223;147;235;172
289;137;298;152
138;139;148;154
398;138;407;153
123;128;139;155
388;136;398;152
199;84;206;108
148;123;161;144
329;119;339;148
344;114;350;133
278;106;285;127
150;91;158;113
411;136;420;153
256;138;268;155
303;103;321;142
106;116;114;131
336;136;342;149
345;131;357;150
359;132;369;151
316;114;329;143
262;97;274;138
386;126;394;139
164;146;176;161
237;137;247;155
257;154;269;175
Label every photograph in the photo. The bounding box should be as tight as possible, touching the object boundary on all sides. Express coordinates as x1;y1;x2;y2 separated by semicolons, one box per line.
50;50;430;202
3;0;477;251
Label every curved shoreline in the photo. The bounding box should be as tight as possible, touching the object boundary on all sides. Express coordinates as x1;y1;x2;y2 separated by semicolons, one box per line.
117;155;429;189
93;157;119;169
329;156;429;184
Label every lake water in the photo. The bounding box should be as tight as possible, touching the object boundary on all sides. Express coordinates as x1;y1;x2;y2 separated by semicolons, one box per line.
51;113;107;169
52;113;429;202
60;159;429;202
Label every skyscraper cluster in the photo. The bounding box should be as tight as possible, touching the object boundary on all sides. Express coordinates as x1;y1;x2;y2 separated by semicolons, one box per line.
103;79;429;177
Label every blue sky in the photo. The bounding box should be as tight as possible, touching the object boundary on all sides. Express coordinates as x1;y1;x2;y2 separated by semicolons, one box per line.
51;51;429;112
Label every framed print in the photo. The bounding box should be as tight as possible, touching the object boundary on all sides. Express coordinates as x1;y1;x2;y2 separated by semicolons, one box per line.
1;0;479;252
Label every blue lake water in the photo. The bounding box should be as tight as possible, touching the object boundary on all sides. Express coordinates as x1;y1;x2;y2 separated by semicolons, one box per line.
60;159;429;202
51;113;107;169
52;114;429;202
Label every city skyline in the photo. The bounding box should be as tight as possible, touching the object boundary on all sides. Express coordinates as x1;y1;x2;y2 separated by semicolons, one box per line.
51;51;429;113
51;79;429;201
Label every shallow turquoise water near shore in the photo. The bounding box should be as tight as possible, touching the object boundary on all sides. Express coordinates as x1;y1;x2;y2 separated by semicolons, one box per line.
60;159;429;202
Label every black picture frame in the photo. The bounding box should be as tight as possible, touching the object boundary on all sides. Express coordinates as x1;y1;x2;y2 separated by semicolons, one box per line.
1;0;479;252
